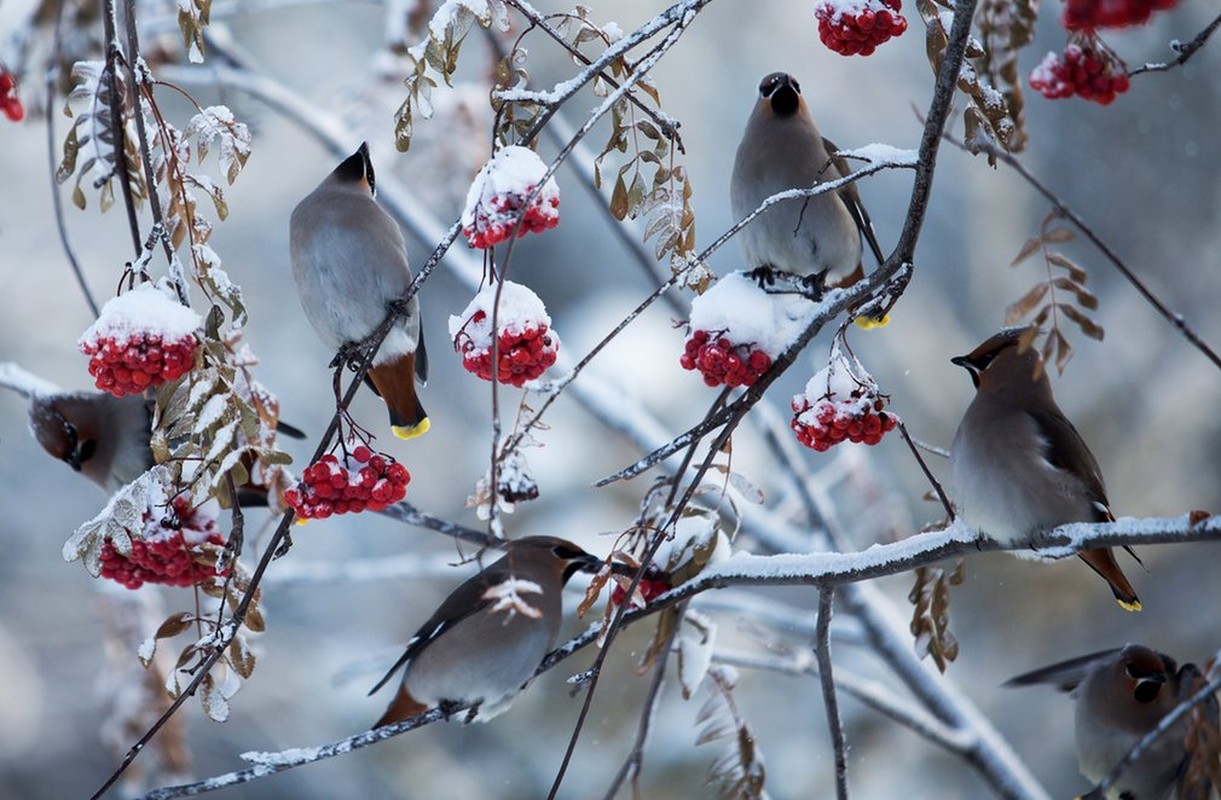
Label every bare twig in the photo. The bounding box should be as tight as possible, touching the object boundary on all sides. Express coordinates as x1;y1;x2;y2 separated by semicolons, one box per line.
1128;11;1221;76
896;419;955;520
598;603;683;800
815;587;849;800
46;0;98;317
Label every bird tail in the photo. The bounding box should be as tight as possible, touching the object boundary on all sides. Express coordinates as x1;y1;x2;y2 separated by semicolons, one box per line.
375;687;429;728
367;353;429;440
1077;548;1141;612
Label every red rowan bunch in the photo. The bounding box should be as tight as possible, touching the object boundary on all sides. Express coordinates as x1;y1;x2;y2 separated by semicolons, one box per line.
285;446;411;521
815;0;908;56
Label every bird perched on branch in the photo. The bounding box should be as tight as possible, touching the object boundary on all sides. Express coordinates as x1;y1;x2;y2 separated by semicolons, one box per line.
369;536;608;727
730;71;885;302
1007;643;1218;800
949;327;1141;610
290;143;429;440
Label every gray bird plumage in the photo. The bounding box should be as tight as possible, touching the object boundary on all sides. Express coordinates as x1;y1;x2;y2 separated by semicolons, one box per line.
730;71;883;292
371;536;603;725
290;143;429;439
949;327;1140;610
1008;644;1218;800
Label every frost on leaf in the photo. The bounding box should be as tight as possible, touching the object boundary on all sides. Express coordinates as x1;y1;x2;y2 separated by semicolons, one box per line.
909;559;964;673
918;0;1029;161
677;610;716;700
58;60;144;212
483;577;544;620
696;666;768;800
64;470;156;576
1006;211;1103;376
178;0;213;64
394;0;510;151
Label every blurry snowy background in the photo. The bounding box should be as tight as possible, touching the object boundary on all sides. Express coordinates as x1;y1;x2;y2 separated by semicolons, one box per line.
1;0;1219;797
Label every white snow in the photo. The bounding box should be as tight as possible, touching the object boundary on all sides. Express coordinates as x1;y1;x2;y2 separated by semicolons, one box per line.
838;143;919;168
460;145;560;228
687;271;820;358
448;280;552;349
78;281;202;349
0;362;62;398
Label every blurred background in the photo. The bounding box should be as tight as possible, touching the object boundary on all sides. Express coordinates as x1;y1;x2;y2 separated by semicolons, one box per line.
1;0;1219;797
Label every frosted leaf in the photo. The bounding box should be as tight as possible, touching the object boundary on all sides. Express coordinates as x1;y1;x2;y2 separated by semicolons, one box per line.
483;577;543;620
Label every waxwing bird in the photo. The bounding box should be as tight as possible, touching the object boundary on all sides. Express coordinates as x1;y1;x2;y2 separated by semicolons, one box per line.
28;390;305;500
949;327;1141;610
28;391;153;493
729;71;885;295
290;143;429;440
370;536;604;726
1007;644;1218;800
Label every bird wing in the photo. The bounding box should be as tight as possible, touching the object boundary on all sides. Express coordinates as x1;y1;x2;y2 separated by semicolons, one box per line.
823;136;886;266
1175;662;1221;800
1027;407;1111;520
1004;648;1124;692
415;316;428;385
366;564;503;696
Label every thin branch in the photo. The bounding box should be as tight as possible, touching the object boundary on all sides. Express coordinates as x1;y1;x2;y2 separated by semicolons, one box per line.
1128;11;1221;76
503;1;685;150
598;604;683;800
815;587;849;800
46;0;98;317
711;649;973;754
101;0;143;257
896;419;954;520
959;136;1221;372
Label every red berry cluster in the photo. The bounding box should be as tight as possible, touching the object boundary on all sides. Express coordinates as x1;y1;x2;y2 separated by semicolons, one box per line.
464;191;560;249
1063;0;1177;31
81;331;198;397
0;71;23;122
100;497;227;590
1029;42;1130;105
815;0;908;56
285;446;410;521
792;395;897;450
611;578;670;608
680;330;772;388
455;311;559;387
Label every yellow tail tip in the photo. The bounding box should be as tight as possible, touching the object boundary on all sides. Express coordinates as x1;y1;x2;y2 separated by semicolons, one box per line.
1117;598;1142;612
392;417;430;440
854;313;890;330
294;516;310;526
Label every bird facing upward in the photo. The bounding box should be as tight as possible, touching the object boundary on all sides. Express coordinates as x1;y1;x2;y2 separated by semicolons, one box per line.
729;71;885;294
1007;644;1217;800
949;327;1140;611
290;143;429;440
369;536;605;727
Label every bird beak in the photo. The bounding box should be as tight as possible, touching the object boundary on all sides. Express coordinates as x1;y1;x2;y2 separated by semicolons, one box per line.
950;355;981;389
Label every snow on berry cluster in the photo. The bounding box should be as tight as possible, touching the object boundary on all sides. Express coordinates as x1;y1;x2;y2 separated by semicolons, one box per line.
1062;0;1177;31
79;282;201;397
284;446;410;521
100;495;227;590
814;0;908;57
1029;41;1130;105
461;145;560;249
449;281;560;387
1;69;23;122
680;271;818;388
791;355;896;451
